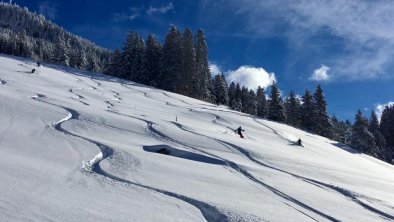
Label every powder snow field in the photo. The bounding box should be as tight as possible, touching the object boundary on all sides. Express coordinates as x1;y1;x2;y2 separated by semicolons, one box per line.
0;54;393;222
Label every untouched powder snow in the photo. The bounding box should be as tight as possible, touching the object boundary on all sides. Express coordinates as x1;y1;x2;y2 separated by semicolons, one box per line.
0;54;393;222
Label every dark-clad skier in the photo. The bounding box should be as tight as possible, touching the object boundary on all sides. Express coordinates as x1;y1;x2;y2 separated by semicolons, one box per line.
236;126;245;138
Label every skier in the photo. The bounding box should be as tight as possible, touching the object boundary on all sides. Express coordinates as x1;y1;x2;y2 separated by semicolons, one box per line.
36;62;41;67
235;126;245;138
31;69;36;73
297;138;303;146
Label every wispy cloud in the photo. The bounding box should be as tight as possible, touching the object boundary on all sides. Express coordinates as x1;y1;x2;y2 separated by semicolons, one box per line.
375;102;394;120
217;0;394;81
112;3;174;22
112;7;141;22
309;65;330;81
38;1;57;20
147;3;174;15
225;65;276;89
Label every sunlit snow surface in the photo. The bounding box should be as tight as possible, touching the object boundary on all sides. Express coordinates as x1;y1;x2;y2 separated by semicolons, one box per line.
1;54;393;222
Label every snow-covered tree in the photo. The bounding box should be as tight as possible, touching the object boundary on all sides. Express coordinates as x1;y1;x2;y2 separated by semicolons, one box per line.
351;110;379;156
0;2;109;71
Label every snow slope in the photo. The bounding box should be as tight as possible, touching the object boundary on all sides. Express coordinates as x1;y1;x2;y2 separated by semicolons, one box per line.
0;54;393;222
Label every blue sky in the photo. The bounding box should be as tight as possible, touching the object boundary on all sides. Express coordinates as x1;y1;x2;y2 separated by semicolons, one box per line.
15;0;394;121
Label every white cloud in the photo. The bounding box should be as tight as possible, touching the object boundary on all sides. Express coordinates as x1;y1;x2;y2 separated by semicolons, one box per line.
375;102;394;120
39;1;57;20
147;3;174;15
226;65;276;89
209;63;222;77
309;65;330;81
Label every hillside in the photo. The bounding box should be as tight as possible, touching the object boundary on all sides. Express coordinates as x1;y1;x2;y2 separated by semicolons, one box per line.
0;54;393;222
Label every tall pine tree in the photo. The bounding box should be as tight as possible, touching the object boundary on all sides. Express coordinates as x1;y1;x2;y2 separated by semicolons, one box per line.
380;105;394;162
268;82;285;122
181;28;197;96
213;73;229;105
159;26;182;92
141;34;162;86
285;90;301;127
351;110;379;156
121;32;145;81
313;85;332;137
300;90;315;132
369;111;387;160
256;86;267;118
195;29;211;101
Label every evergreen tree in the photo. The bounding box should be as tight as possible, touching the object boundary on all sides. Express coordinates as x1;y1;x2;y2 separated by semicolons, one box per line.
244;89;257;115
195;29;211;101
256;86;267;118
54;32;70;66
141;35;162;86
369;111;387;160
300;90;315;132
77;49;88;70
180;28;197;96
351;110;379;157
313;85;332;137
241;86;249;113
330;116;352;145
17;29;32;57
228;81;236;108
285;90;301;127
268;82;285;122
344;120;353;145
213;73;229;105
121;32;145;81
159;26;182;92
105;48;123;76
330;115;342;142
380;105;394;162
0;2;110;71
230;83;242;111
88;52;100;72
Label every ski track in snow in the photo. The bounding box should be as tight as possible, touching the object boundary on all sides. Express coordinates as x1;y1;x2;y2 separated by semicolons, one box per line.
30;96;231;222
